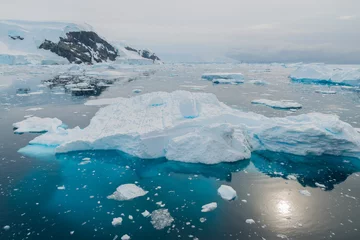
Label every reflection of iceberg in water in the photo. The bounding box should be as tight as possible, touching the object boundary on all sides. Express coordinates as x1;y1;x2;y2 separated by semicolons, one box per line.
252;151;360;190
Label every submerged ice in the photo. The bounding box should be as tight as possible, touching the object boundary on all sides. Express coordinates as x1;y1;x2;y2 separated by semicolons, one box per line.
21;91;360;164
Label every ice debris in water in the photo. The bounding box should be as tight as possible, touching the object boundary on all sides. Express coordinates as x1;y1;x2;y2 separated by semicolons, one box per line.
299;190;311;197
201;202;217;212
132;89;142;94
121;234;130;240
251;99;302;110
150;209;174;230
107;184;148;201
315;182;326;189
142;210;150;217
112;217;123;226
218;185;237;201
13;117;63;133
3;225;10;230
57;185;65;190
25;107;43;111
290;64;360;86
249;80;269;85
23;91;360;164
201;72;244;81
212;78;244;84
315;90;336;94
245;219;255;224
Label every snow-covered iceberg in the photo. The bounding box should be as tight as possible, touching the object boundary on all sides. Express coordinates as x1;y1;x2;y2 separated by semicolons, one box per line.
251;99;302;110
290;65;360;86
13;117;63;134
21;91;360;164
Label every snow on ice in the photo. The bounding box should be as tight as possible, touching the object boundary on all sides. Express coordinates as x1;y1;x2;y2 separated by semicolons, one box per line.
20;91;360;164
13;117;63;133
107;184;148;201
218;185;237;201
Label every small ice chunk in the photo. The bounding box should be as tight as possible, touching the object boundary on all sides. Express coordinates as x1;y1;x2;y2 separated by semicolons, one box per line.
57;185;65;190
315;182;326;188
245;219;255;224
201;202;217;212
315;90;336;94
202;73;244;81
121;234;130;240
70;231;74;235
218;185;237;201
13;117;63;133
25;107;43;111
200;217;207;223
107;184;148;201
251;99;302;110
128;215;133;220
132;89;142;94
142;210;150;217
299;190;311;196
212;78;244;84
3;225;10;230
150;209;174;230
112;217;122;226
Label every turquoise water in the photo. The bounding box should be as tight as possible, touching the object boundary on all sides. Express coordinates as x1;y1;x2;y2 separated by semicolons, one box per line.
1;63;360;240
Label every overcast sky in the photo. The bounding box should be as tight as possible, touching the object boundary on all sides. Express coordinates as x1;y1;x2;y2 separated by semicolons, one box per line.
1;0;359;63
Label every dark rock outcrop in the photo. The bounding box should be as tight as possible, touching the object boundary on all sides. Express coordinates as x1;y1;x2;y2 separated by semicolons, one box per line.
125;46;161;62
39;31;118;64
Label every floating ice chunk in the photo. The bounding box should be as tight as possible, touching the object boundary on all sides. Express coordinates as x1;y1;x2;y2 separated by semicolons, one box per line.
107;184;148;201
121;234;130;240
200;217;207;223
201;202;217;212
57;185;65;190
315;90;336;94
212;78;244;84
150;209;174;230
218;185;237;200
251;99;302;110
3;225;10;230
13;117;63;133
290;65;360;86
315;182;326;189
111;217;122;226
142;210;150;217
25;107;43;111
249;80;269;86
245;219;255;224
202;73;244;81
299;190;311;196
70;231;74;235
23;91;360;163
132;89;142;94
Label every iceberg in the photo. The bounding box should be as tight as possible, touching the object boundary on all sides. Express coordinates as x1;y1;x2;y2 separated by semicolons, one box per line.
201;202;217;212
13;117;63;134
150;209;174;230
107;184;148;201
290;65;360;86
251;99;302;110
21;91;360;164
217;185;237;200
201;73;244;81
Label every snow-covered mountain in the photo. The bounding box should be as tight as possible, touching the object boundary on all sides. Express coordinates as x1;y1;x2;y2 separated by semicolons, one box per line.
0;20;161;65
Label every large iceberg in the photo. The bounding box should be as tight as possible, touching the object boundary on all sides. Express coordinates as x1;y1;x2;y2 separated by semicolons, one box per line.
21;91;360;164
290;65;360;86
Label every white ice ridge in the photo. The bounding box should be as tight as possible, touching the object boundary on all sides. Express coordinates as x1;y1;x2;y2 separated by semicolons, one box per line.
25;91;360;164
290;64;360;86
251;99;302;110
13;116;63;133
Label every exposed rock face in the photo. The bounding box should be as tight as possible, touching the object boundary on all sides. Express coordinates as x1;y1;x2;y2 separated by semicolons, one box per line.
39;31;118;64
125;46;161;62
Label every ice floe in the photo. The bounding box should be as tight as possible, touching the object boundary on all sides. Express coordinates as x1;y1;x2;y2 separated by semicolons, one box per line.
251;99;302;110
107;184;148;201
245;219;255;224
212;78;244;84
218;185;237;200
142;210;150;217
201;73;244;81
315;90;336;94
290;65;360;86
121;234;130;240
21;91;360;164
150;209;174;230
201;202;217;212
111;217;123;226
3;225;10;230
13;117;63;134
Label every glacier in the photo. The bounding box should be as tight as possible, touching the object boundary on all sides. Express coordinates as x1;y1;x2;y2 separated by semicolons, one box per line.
20;91;360;164
290;64;360;86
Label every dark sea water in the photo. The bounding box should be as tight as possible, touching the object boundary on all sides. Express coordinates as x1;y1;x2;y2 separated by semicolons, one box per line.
0;63;360;240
